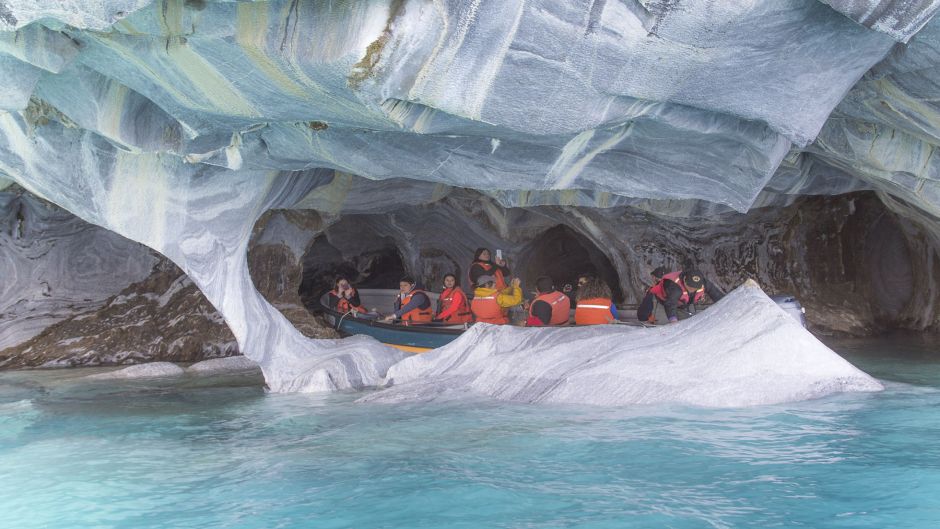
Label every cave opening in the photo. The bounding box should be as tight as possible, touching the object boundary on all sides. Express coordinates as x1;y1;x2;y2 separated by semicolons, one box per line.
298;234;406;309
518;225;623;302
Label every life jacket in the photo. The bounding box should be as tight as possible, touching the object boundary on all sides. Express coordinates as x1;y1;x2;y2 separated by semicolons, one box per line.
330;288;366;314
574;297;614;325
399;288;433;322
471;291;509;324
529;291;571;326
439;287;472;323
649;271;704;306
470;261;507;290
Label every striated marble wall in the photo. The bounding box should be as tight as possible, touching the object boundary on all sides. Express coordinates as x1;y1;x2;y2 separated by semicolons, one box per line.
0;186;237;368
2;1;940;386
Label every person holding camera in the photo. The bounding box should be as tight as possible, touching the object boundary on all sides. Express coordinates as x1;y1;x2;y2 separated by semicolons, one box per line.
468;247;511;291
328;276;366;314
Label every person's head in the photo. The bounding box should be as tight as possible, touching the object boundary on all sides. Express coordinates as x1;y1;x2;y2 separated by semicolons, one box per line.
681;270;704;291
443;273;459;289
474;247;491;262
576;274;595;288
334;276;351;290
535;276;555;294
650;266;666;281
398;276;416;294
476;274;496;289
576;277;611;301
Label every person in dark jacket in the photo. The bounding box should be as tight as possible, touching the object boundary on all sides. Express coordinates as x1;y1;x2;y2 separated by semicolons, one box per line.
383;276;433;322
638;269;724;323
468;247;511;291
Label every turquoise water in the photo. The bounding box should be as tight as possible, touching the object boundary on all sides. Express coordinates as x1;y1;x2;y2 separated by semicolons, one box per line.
2;339;940;529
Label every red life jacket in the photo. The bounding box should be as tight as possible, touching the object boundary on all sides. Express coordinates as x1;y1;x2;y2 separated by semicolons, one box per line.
471;292;509;324
438;287;472;323
330;288;366;314
470;261;507;290
528;291;571;326
399;288;433;322
649;271;704;305
574;297;614;325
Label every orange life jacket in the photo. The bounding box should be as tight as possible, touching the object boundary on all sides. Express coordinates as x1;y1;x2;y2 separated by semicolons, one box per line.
399;288;433;322
471;293;509;324
470;261;507;290
438;287;472;323
330;288;366;314
529;291;571;326
574;297;614;325
649;271;704;305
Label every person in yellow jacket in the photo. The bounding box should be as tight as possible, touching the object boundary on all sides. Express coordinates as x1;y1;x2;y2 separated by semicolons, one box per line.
471;275;523;324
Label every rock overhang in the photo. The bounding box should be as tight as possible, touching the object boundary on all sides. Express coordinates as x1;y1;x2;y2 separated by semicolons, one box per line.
2;0;940;390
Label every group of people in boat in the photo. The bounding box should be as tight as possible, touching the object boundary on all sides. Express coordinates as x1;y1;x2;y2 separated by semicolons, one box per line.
327;247;724;327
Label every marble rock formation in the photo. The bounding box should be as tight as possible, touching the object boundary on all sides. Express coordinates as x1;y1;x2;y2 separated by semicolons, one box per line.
360;282;884;407
1;1;940;395
0;186;237;369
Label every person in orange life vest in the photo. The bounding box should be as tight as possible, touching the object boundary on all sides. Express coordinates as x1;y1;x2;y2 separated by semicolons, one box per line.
564;273;595;310
382;276;433;323
328;276;366;314
468;248;511;291
471;275;523;324
526;276;571;326
642;268;725;323
574;277;618;325
434;273;472;323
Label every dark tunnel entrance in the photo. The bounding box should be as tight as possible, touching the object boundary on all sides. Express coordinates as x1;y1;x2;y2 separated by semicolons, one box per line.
518;225;623;302
298;235;406;309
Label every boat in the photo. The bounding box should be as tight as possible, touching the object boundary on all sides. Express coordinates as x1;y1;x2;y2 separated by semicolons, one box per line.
318;289;470;353
317;288;808;354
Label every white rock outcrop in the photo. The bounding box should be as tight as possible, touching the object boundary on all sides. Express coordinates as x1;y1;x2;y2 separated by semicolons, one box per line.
360;282;883;407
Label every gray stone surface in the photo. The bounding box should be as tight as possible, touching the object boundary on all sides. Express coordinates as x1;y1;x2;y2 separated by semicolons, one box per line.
2;0;940;392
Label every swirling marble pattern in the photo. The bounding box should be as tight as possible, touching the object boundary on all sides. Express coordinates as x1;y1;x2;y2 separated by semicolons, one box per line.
360;282;883;407
2;0;940;393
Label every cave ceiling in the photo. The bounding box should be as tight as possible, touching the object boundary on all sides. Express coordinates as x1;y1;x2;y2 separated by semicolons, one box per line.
0;0;938;222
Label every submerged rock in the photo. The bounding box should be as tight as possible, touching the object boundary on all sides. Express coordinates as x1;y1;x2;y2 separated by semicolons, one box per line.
360;282;883;407
86;361;185;379
186;356;259;376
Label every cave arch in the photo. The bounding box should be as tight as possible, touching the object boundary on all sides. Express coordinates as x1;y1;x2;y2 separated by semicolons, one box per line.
517;225;623;302
297;234;406;309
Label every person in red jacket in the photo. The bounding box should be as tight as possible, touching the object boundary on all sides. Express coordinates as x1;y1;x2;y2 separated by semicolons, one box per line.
435;273;472;324
526;276;571;326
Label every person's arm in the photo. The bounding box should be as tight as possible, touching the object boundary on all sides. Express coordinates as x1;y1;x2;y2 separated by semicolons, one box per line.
394;292;431;318
636;292;655;322
468;263;484;286
530;300;552;326
663;281;683;322
704;279;725;303
328;292;340;310
497;285;523;308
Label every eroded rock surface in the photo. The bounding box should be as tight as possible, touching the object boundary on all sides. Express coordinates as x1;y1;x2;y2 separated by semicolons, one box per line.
1;1;940;392
359;282;883;407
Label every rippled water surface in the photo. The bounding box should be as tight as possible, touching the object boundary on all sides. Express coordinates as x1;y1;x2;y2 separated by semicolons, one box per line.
2;338;940;529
